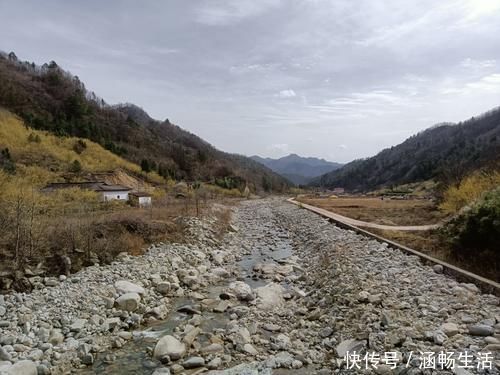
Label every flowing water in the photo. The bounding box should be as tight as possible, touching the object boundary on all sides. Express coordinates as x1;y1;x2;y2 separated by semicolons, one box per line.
79;219;295;374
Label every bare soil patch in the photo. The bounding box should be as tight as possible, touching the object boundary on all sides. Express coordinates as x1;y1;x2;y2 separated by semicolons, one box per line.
297;196;447;226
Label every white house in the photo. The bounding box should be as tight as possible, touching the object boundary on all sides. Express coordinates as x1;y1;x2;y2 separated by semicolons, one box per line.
41;181;132;202
129;192;152;207
96;184;132;202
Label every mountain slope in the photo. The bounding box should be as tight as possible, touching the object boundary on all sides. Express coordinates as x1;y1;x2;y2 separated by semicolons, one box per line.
0;109;162;189
311;108;500;192
0;51;288;192
251;154;342;185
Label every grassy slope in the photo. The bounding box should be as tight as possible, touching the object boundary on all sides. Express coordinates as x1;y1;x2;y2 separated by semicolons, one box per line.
0;109;163;186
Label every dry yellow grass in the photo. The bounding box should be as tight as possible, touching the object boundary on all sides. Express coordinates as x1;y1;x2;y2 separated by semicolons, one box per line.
440;170;500;213
0;109;164;185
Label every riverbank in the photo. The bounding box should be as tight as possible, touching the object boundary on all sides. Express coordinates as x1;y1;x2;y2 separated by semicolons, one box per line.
0;198;499;374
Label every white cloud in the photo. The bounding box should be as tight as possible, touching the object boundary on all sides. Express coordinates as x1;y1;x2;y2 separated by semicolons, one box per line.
462;0;500;21
338;144;348;149
195;0;281;26
460;58;496;69
441;73;500;95
150;46;179;55
277;89;296;98
466;73;500;92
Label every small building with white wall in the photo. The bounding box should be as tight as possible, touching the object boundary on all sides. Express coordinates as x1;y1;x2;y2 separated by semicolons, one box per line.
129;192;152;207
97;184;132;202
41;181;132;202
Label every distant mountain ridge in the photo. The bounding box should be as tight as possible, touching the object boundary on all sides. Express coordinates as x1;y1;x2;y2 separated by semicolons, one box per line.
0;51;288;192
251;154;342;185
311;107;500;192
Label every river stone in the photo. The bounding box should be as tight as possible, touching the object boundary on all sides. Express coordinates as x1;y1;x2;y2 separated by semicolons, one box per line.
262;323;281;332
335;339;366;358
226;281;254;301
49;329;64;346
207;357;222;369
170;364;184;374
152;368;171;375
468;324;494;336
115;280;145;295
213;300;230;313
231;326;251;345
200;343;224;354
183;356;205;369
433;330;447;345
212;267;230;278
484;336;500;344
0;346;11;361
319;327;333;338
3;360;38;375
254;283;284;310
154;335;186;361
243;343;258;355
433;264;444;274
116;292;141;312
36;364;50;375
441;322;459;337
177;305;201;315
156;282;171;295
182;327;201;346
70;318;87;332
267;351;294;368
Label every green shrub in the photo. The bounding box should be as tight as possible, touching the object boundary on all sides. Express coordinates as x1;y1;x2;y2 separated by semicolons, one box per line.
69;159;82;173
443;187;500;253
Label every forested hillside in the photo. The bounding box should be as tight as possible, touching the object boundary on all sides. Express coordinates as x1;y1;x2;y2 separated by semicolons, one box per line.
0;51;288;192
312;108;500;192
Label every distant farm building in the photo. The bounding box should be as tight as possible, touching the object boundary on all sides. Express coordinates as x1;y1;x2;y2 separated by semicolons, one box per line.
129;192;152;207
332;187;345;195
42;182;132;202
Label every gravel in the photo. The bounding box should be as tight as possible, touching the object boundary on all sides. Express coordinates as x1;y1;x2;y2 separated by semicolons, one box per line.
0;198;499;374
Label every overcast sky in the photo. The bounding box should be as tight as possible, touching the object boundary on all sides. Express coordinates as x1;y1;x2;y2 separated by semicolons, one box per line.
1;0;500;163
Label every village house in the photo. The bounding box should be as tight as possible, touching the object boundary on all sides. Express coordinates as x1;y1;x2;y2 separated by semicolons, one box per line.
129;192;152;207
41;182;132;202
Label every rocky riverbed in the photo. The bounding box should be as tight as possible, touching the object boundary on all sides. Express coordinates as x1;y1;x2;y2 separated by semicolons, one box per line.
0;198;499;374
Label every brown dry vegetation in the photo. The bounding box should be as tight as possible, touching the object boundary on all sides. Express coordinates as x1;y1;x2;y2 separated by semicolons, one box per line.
0;190;237;291
0;109;247;291
297;196;447;226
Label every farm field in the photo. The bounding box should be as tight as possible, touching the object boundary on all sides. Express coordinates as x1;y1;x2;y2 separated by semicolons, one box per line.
296;196;448;226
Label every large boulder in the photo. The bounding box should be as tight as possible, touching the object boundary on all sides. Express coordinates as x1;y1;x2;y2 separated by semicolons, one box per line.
154;335;186;361
254;283;285;310
225;281;254;301
115;293;141;312
468;324;494;336
4;360;38;375
115;280;145;295
440;322;459;337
